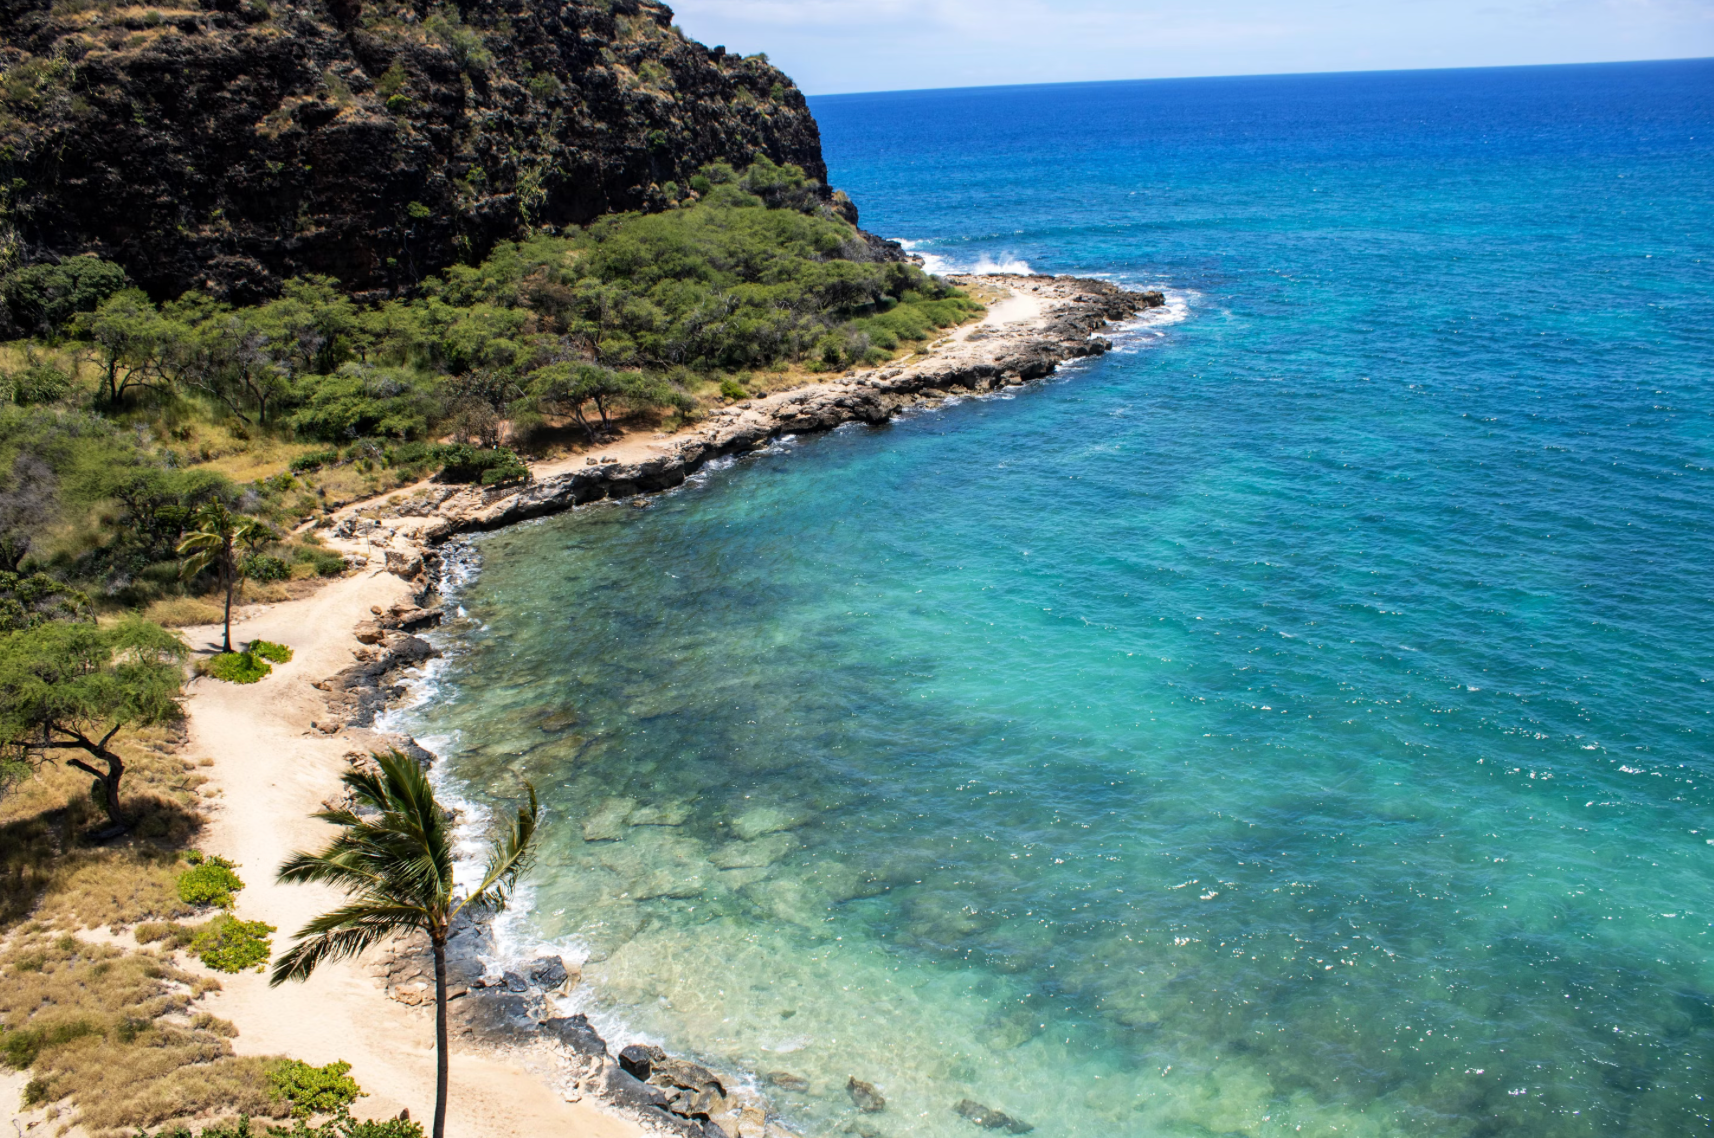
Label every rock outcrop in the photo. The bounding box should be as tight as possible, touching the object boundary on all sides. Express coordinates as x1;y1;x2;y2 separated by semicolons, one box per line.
0;0;828;301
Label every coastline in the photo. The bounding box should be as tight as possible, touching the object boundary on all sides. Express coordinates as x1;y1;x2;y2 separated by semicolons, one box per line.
174;273;1161;1137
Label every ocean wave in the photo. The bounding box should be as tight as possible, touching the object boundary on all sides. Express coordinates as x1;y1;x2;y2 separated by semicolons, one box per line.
899;240;1035;278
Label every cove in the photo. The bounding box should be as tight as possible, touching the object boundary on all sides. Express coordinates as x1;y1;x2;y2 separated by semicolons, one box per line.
400;60;1714;1138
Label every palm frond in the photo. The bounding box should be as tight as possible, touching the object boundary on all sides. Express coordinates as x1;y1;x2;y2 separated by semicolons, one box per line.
270;904;428;986
458;783;540;920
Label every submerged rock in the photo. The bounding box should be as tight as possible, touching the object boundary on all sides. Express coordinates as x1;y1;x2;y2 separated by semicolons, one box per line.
731;805;813;841
527;955;575;991
847;1077;887;1114
953;1100;1033;1134
584;797;639;841
711;832;802;870
762;1071;810;1093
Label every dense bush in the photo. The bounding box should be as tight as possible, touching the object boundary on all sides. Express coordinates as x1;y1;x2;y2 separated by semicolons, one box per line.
177;856;244;907
2;256;131;336
268;1059;362;1119
242;554;291;582
201;649;272;684
190;914;275;973
289;449;340;473
248;639;292;664
432;443;528;486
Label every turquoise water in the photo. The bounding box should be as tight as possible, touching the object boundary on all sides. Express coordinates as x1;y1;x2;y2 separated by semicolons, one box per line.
402;62;1714;1137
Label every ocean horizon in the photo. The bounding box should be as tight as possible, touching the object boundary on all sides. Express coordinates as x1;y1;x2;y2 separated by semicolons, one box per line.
398;58;1714;1138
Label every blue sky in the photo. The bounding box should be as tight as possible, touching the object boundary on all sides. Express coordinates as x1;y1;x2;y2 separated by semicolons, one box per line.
666;0;1714;95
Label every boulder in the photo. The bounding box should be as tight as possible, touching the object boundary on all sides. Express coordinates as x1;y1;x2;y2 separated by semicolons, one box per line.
847;1077;886;1114
527;955;573;991
584;797;638;842
953;1100;1033;1134
730;805;812;841
542;1015;608;1059
762;1071;809;1093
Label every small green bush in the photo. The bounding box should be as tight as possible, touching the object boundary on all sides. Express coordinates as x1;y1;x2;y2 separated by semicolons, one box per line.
433;444;528;486
177;857;244;907
248;639;293;664
719;378;748;401
269;1059;363;1119
191;914;275;973
289;449;340;473
291;545;348;577
243;554;292;582
202;650;272;684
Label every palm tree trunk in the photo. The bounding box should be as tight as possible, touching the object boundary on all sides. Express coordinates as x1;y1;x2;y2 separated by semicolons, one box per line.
433;935;449;1138
221;574;234;653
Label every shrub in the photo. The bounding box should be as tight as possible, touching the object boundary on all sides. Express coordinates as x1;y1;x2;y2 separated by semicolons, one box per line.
2;1018;101;1069
242;554;291;582
289;449;340;473
432;444;528;486
719;378;748;401
8;358;72;404
190;914;275;973
2;256;130;336
247;639;292;664
133;920;198;949
200;650;273;684
291;545;347;577
177;857;244;907
268;1059;362;1119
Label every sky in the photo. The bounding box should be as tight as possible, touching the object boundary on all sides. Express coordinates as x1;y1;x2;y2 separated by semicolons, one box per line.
665;0;1714;95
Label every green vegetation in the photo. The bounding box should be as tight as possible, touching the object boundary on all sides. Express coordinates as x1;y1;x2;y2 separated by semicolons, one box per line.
273;753;540;1138
144;1110;425;1137
269;1058;363;1118
0;161;977;621
191;913;276;973
176;854;244;907
200;638;292;684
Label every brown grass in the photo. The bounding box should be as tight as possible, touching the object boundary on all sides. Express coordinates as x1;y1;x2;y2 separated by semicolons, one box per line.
1;725;206;931
0;935;285;1136
143;596;227;628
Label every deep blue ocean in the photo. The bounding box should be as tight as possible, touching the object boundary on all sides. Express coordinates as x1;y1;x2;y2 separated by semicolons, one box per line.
401;61;1714;1137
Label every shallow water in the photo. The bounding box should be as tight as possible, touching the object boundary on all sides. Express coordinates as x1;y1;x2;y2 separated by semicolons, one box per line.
399;62;1714;1137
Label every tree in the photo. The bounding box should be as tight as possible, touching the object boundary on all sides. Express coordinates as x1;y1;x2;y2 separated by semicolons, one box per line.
78;289;172;405
523;362;690;442
0;616;187;825
272;753;539;1138
177;502;275;653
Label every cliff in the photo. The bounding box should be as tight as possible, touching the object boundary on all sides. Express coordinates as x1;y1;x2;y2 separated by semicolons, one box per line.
0;0;830;301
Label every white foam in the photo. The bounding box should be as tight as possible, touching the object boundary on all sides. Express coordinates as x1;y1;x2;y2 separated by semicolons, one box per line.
903;240;1036;278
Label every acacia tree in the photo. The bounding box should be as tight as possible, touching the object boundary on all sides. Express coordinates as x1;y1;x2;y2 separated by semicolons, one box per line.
272;753;539;1138
177;502;275;653
0;617;187;826
523;362;690;442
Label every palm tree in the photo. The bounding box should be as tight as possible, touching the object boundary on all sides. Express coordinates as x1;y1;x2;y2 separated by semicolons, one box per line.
270;753;540;1138
177;501;274;652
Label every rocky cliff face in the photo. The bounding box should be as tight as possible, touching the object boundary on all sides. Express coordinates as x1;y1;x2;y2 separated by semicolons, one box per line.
0;0;829;301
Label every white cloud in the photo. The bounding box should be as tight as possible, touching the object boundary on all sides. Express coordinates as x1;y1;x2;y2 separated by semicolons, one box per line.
666;0;1714;93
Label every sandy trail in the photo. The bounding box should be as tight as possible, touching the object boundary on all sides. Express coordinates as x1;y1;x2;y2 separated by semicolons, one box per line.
176;571;642;1138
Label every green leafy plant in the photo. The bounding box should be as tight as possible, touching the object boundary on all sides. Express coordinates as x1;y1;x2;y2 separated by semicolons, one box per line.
719;378;748;401
192;913;275;973
177;502;276;652
431;444;527;486
177;855;244;907
200;649;272;684
242;554;291;582
249;639;293;664
268;1058;362;1119
289;449;340;473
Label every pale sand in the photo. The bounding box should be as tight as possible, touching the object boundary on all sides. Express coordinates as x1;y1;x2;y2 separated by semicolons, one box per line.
172;570;643;1138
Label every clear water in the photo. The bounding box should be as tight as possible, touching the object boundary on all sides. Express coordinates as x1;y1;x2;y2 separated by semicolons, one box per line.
400;62;1714;1137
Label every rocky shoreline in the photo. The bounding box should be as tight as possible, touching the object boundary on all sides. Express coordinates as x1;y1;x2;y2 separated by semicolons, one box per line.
331;275;1162;548
306;274;1162;1137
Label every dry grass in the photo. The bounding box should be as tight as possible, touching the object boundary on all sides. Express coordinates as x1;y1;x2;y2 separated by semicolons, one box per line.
0;934;285;1136
1;725;206;931
143;596;227;628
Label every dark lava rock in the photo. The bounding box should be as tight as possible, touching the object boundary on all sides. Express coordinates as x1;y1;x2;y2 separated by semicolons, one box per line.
848;1076;887;1113
954;1100;1034;1134
526;955;569;990
541;1014;607;1059
619;1043;663;1082
501;970;527;993
0;0;832;303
